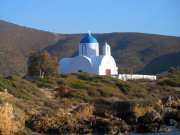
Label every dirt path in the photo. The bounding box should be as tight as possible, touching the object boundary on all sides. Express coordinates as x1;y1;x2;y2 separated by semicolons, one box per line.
39;88;56;100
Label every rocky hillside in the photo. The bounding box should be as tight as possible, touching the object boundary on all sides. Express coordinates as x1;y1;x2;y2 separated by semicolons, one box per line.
0;69;180;134
0;20;180;76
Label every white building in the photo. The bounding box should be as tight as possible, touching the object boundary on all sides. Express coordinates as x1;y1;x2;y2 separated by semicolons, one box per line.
59;33;118;75
59;32;157;81
117;74;157;81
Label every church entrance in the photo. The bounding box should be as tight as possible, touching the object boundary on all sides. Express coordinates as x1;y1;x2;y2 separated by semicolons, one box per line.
105;69;111;76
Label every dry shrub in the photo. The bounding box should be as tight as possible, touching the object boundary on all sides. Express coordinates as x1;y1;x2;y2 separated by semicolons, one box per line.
133;104;154;117
153;99;164;112
132;100;164;117
0;102;24;135
27;103;95;134
73;103;94;121
0;91;15;104
55;85;72;97
28;110;78;133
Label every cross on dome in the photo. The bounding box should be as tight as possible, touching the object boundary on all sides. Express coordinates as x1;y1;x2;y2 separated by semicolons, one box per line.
80;31;98;43
88;30;91;36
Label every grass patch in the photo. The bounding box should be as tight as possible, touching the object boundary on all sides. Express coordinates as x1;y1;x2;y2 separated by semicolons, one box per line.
0;75;45;101
158;69;180;87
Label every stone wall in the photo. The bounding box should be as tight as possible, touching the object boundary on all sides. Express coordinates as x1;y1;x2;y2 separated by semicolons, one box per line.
116;74;157;81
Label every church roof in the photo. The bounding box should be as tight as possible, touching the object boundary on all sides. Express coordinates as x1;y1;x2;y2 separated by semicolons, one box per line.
80;33;98;44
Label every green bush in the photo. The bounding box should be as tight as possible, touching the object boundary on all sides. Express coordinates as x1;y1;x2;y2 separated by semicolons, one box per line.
158;69;180;87
70;82;88;89
0;75;12;91
116;81;130;94
158;78;180;87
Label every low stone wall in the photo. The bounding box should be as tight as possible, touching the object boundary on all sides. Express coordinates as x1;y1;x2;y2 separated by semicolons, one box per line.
116;74;157;81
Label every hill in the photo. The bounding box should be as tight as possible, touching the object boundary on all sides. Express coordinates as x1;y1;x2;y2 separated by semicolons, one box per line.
0;20;58;76
0;20;180;76
46;32;180;74
0;71;180;134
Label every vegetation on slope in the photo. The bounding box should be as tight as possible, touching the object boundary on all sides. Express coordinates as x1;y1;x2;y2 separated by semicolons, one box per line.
158;68;180;87
0;69;180;134
34;72;180;102
0;75;44;100
0;20;57;76
1;20;180;76
28;51;58;77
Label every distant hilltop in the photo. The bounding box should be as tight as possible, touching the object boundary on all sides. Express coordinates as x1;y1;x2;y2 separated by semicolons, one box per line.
0;20;180;76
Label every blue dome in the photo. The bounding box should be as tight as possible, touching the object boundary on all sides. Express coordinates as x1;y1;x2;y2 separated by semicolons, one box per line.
80;33;98;44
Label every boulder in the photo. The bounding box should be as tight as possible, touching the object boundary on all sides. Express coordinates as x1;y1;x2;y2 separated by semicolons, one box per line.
176;122;180;129
159;125;171;132
92;117;129;134
138;111;161;124
163;110;180;125
93;98;113;117
136;123;161;133
175;110;180;121
112;101;154;119
136;111;162;133
162;96;180;109
136;124;171;133
124;112;138;125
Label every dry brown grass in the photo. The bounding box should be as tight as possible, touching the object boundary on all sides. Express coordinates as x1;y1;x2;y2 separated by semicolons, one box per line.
27;103;94;133
54;85;72;97
133;104;154;117
0;102;25;135
73;103;94;121
132;100;164;117
0;103;17;135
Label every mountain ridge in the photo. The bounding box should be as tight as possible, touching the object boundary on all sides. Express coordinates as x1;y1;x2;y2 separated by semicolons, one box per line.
0;20;180;76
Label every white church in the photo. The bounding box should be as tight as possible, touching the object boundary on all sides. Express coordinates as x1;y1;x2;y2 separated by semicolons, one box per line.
60;32;118;76
59;32;156;81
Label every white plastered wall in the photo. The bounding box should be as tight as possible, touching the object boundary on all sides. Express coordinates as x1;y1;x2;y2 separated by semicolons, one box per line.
98;56;118;75
59;56;93;74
